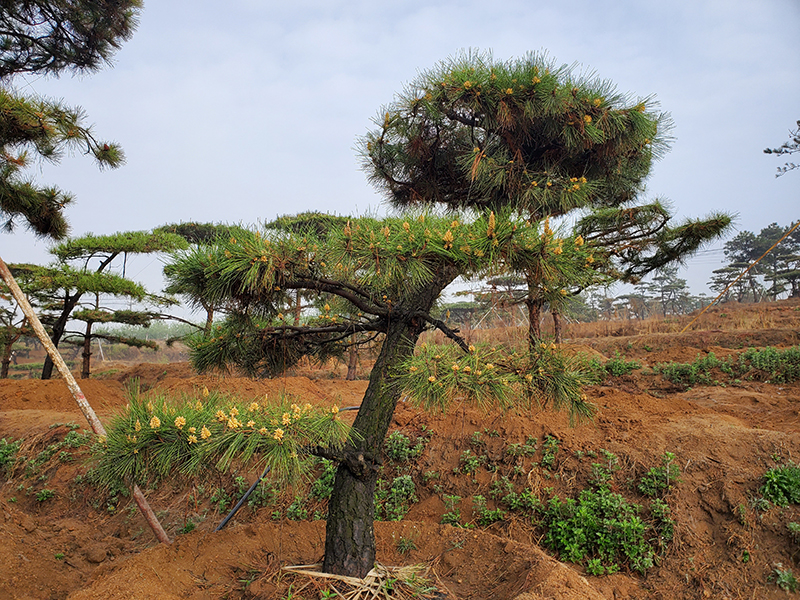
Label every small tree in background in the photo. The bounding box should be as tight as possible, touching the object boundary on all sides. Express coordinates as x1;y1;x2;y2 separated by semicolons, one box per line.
67;296;168;379
161;223;249;336
37;230;186;379
764;120;800;177
709;222;800;302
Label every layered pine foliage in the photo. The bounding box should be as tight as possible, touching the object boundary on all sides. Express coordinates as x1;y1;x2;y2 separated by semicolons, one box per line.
93;387;352;490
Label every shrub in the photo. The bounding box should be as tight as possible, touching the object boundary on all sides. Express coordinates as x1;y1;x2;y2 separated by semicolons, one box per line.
740;346;800;383
761;463;800;507
0;438;21;475
541;486;655;574
638;452;681;497
384;431;425;463
376;475;417;521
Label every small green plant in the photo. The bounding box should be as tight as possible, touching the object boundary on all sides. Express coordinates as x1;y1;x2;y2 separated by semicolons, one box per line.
54;553;65;560
441;494;462;526
735;503;748;526
395;536;418;554
458;449;480;475
772;564;799;592
233;476;276;510
604;354;642;378
376;475;417;521
470;430;484;448
0;437;21;474
179;521;196;534
541;485;658;574
310;457;337;500
506;436;537;457
36;489;55;502
761;463;800;506
638;452;680;497
384;431;425;463
422;470;440;483
473;494;505;526
741;346;800;383
541;435;559;470
788;522;800;544
286;496;308;521
650;498;675;544
210;487;232;513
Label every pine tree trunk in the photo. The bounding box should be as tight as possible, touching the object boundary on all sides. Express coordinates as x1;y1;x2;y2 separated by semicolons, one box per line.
81;323;93;379
1;349;10;378
322;266;457;577
203;305;214;335
346;342;358;381
41;291;82;379
526;298;543;353
553;310;563;344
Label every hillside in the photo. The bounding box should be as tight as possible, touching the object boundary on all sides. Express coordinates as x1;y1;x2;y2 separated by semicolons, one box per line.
1;299;799;599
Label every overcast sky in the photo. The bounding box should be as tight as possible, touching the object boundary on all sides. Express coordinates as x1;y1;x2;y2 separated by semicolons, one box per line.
2;0;799;305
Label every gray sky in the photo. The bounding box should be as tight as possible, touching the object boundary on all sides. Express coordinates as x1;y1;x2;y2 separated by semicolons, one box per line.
2;0;799;306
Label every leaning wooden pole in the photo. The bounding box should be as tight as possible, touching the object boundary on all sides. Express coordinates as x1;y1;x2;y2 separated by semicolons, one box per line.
0;255;171;545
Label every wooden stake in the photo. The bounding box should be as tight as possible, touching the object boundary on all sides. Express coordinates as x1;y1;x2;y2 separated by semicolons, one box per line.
0;255;171;545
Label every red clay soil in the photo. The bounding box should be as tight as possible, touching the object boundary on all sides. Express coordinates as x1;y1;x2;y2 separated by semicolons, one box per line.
1;302;799;599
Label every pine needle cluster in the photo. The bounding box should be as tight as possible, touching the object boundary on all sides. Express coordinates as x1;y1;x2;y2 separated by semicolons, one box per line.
361;50;668;217
93;388;352;491
397;342;594;423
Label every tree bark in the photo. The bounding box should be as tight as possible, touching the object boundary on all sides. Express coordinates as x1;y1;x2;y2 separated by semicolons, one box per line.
81;322;93;379
1;350;10;378
526;297;543;352
346;341;358;381
203;304;214;335
552;310;563;344
41;290;82;379
322;266;457;577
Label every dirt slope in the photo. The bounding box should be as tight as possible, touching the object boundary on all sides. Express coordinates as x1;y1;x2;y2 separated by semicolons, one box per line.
1;300;799;599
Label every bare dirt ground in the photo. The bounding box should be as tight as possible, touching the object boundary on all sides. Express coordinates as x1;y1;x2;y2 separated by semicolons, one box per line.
1;300;799;599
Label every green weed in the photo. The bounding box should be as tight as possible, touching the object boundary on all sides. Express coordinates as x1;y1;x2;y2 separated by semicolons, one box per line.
638;452;680;497
541;486;655;574
384;431;425;463
473;494;505;526
0;437;21;475
761;463;800;506
541;435;559;470
771;565;799;592
441;494;463;526
376;475;417;521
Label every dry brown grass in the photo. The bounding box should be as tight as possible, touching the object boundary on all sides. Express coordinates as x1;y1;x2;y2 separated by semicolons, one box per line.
423;298;800;347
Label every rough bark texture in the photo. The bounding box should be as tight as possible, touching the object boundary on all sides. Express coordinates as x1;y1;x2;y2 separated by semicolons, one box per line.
322;265;458;577
41;291;81;379
553;310;563;344
346;343;358;381
526;297;543;350
81;322;93;379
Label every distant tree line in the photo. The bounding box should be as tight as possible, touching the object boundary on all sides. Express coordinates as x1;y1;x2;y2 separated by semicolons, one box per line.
709;222;800;302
